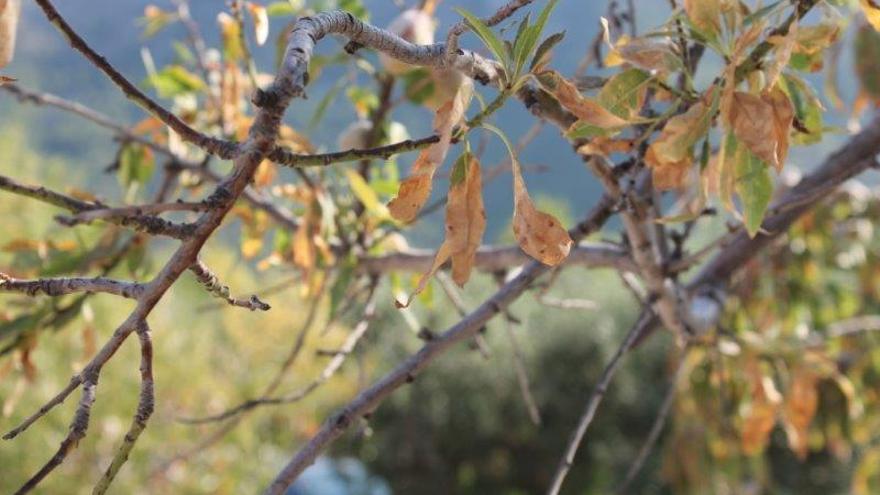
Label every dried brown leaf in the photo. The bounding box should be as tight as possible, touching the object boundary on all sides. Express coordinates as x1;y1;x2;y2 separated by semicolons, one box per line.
512;159;572;266
388;79;473;222
537;70;630;128
727;91;778;169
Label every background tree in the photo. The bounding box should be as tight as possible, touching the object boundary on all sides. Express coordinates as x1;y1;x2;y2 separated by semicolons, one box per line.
2;0;880;493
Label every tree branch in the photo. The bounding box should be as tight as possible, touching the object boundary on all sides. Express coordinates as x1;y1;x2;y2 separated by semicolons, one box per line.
0;174;195;239
188;259;271;311
264;194;617;494
0;273;145;299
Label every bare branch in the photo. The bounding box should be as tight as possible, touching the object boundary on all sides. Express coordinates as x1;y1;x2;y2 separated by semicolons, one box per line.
61;201;207;225
0;273;145;299
92;323;155;495
0;174;194;239
269;135;440;168
358;243;635;274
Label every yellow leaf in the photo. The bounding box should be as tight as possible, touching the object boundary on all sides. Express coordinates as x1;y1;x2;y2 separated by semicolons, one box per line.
536;70;629;128
246;2;269;46
863;0;880;31
345;169;388;218
765;21;798;88
388;78;473;222
241;237;263;259
512;158;572;266
0;0;20;69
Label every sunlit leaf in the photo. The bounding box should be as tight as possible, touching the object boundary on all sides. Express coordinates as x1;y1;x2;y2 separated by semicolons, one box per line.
863;0;880;31
246;2;270;46
0;0;20;68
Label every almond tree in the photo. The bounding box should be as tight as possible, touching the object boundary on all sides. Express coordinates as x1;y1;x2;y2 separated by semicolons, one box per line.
2;0;880;493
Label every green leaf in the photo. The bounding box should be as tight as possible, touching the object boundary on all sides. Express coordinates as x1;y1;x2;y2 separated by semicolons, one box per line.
855;24;880;100
144;65;206;98
597;68;651;119
517;0;558;73
529;31;565;71
779;74;823;145
455;8;509;69
733;140;773;238
266;1;300;16
118;143;155;187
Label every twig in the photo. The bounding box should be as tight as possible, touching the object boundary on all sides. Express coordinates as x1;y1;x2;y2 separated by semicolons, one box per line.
0;174;194;239
358;243;635;274
545;309;652;495
62;201;207;225
0;273;145;299
501;313;541;425
269;135;440;167
616;352;688;493
189;260;271;311
92;323;155;495
445;0;534;58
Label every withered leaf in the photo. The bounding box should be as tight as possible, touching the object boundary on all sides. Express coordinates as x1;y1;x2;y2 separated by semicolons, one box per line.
684;0;721;37
763;86;794;172
388;78;473;222
536;70;629;129
512;158;572;266
644;91;715;190
396;154;486;308
727;91;778;169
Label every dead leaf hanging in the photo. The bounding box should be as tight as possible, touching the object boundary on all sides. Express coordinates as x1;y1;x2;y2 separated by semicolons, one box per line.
388;77;473;223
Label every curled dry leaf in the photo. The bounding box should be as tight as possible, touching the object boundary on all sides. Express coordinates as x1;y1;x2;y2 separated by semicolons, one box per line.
783;366;819;460
765;20;798;89
246;2;270;46
601;18;680;73
0;0;21;68
536;70;629;129
396;154;486;308
512;159;572;266
388;78;473;223
644;90;715;190
763;86;794;172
